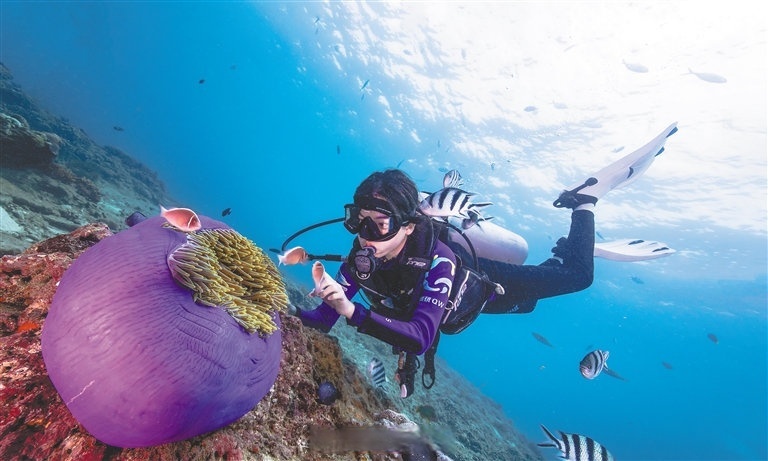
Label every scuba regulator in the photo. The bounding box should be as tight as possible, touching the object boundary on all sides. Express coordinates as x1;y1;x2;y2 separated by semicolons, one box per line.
352;246;382;280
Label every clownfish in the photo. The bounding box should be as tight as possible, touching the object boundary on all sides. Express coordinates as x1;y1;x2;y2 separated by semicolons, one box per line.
277;246;309;266
160;206;201;232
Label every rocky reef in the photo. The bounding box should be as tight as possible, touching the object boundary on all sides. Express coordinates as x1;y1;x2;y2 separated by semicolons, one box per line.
0;62;170;255
0;63;543;460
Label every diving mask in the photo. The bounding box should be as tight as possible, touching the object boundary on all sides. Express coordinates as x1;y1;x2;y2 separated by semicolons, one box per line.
343;198;410;242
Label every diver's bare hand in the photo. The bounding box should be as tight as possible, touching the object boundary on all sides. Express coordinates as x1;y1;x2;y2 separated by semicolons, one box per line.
310;261;355;318
314;281;355;319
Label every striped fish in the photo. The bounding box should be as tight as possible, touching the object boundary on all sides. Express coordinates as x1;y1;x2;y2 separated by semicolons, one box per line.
442;169;464;188
579;349;609;379
368;358;386;389
461;208;494;230
419;187;491;219
538;425;615;461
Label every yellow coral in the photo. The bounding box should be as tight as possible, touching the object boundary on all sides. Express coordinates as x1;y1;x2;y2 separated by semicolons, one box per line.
167;228;288;334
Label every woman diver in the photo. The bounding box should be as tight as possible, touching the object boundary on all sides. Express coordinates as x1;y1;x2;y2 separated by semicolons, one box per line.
294;123;678;398
297;168;597;398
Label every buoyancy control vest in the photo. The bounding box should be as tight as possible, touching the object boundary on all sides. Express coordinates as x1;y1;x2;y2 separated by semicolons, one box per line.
347;217;435;320
348;217;501;335
348;216;501;393
274;214;502;394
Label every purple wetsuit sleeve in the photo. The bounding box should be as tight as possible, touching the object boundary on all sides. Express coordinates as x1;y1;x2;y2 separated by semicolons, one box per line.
297;263;361;332
347;241;456;354
297;303;340;333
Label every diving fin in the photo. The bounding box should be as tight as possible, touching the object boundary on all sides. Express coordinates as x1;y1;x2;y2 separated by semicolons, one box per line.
555;123;678;207
594;238;676;262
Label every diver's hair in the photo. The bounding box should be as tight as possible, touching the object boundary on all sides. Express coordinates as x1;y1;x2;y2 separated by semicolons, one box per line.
354;169;420;220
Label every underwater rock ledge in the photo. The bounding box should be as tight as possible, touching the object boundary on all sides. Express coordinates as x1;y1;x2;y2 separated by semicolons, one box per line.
0;62;171;256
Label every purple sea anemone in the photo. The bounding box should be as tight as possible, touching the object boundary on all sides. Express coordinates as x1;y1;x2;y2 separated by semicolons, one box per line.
42;214;287;447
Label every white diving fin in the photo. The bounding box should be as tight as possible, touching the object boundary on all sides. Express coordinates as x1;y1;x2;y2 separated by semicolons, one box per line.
594;238;676;262
558;122;679;203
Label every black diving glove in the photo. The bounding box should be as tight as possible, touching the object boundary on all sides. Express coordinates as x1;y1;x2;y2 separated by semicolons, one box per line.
395;352;420;399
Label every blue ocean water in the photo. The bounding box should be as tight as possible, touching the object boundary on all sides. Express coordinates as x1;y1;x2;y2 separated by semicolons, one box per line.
1;3;766;460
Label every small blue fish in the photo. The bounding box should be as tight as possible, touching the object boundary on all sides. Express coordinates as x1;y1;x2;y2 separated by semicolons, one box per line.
532;332;553;347
125;211;146;227
360;79;370;90
368;358;386;389
317;380;340;405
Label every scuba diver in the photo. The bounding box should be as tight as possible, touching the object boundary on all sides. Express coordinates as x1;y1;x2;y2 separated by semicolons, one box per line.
287;124;678;398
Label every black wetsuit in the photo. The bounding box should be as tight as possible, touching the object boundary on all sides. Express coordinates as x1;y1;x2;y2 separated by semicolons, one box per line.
481;209;595;314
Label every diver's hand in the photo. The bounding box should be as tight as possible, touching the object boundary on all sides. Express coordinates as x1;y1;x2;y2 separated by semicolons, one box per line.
310;262;355;319
315;281;355;319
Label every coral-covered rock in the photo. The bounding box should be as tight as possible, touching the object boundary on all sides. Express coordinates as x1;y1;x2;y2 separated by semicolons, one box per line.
0;65;171;255
0;112;60;168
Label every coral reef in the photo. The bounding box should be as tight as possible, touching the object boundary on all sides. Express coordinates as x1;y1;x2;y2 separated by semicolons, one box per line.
0;62;171;255
325;317;543;461
0;112;60;168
